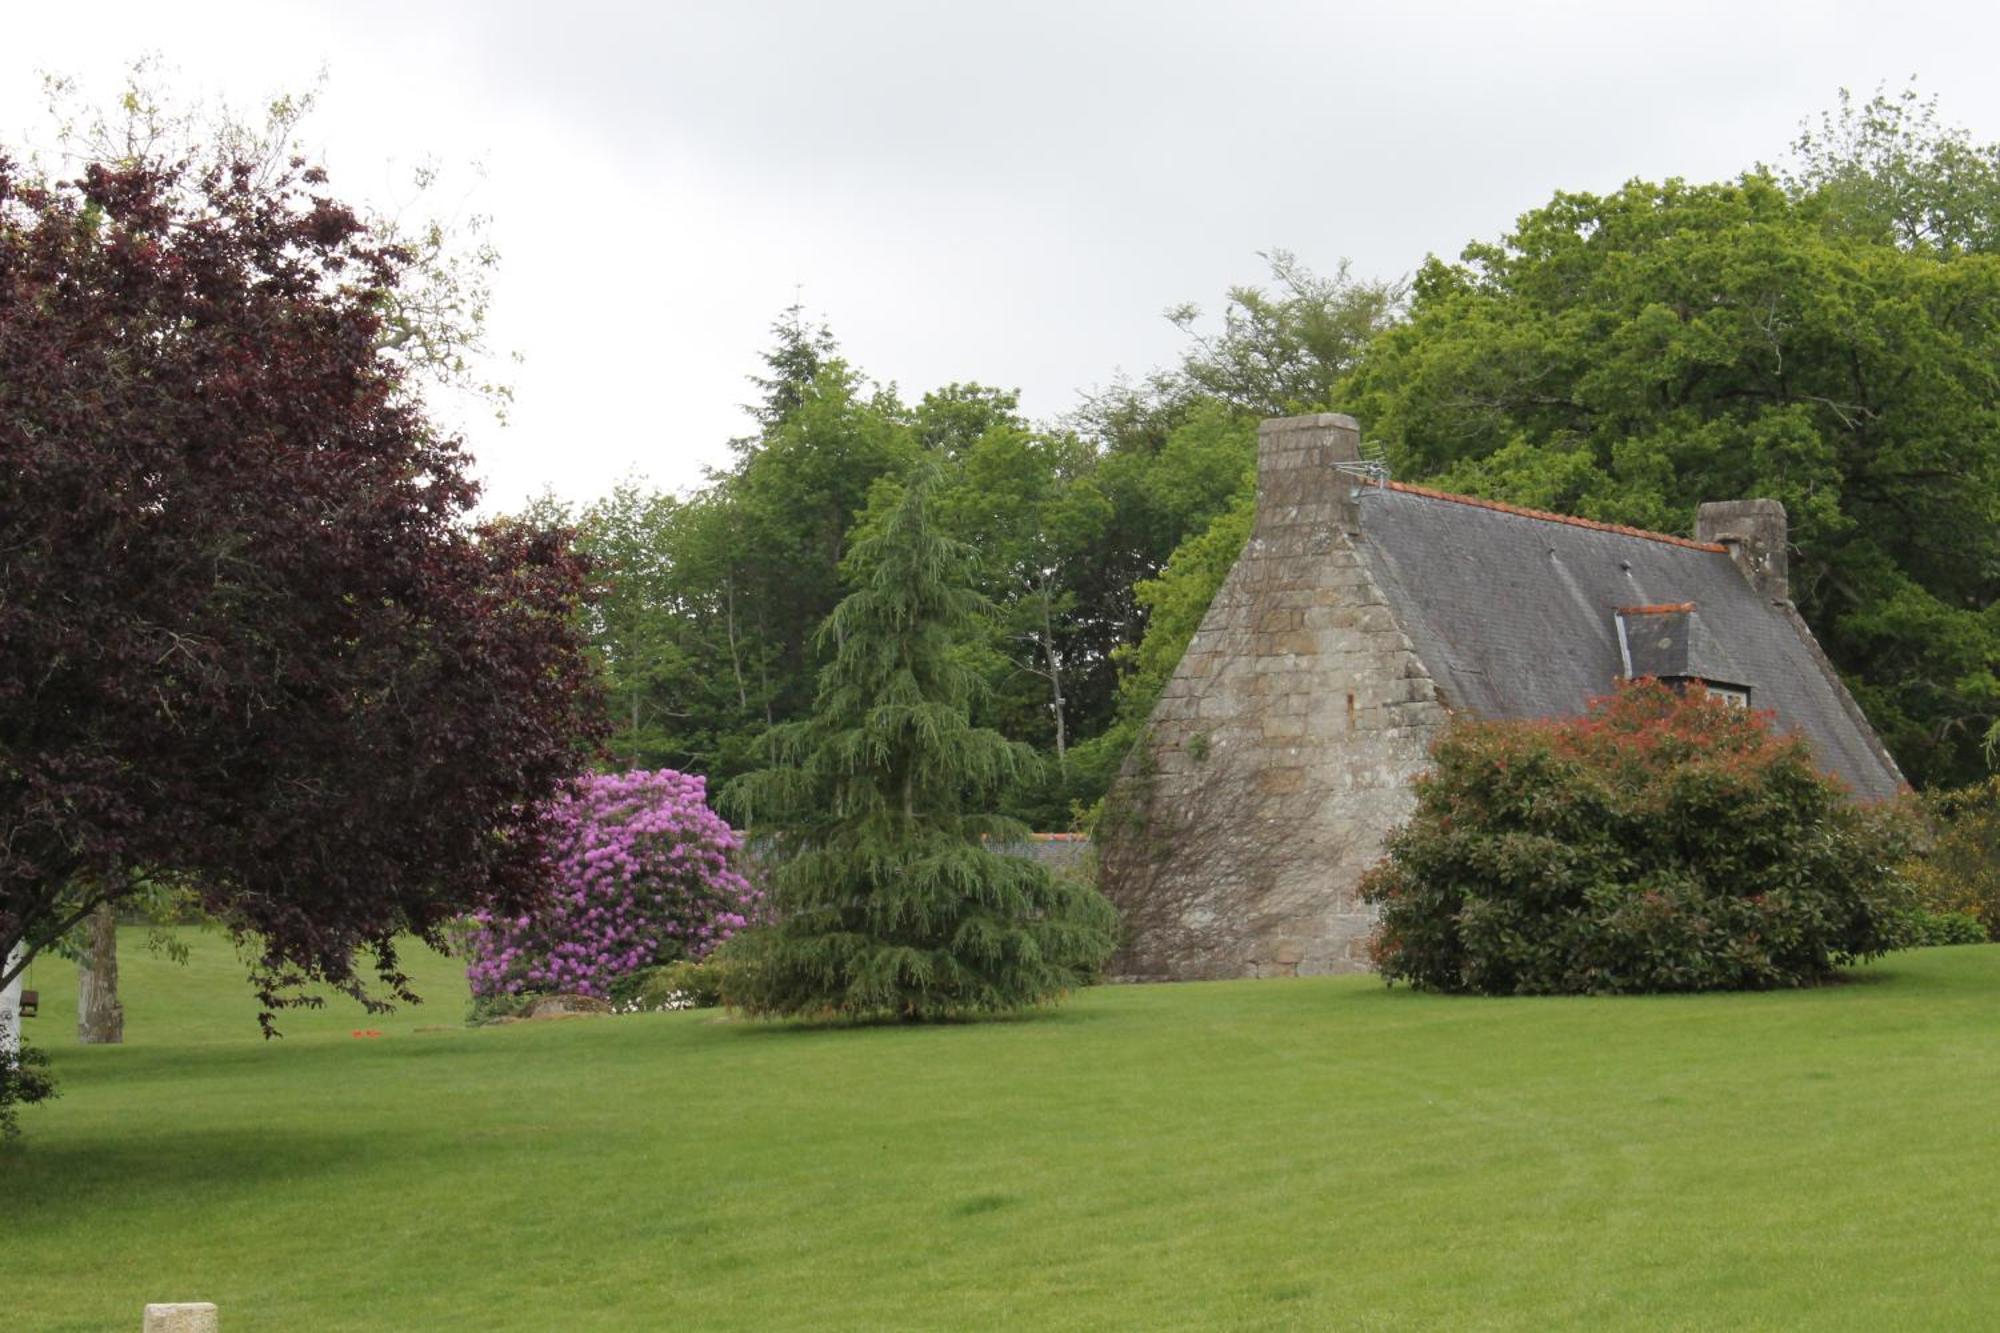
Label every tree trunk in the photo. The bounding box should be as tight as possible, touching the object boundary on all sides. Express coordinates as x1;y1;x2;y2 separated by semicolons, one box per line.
77;903;123;1045
1039;582;1068;767
1;944;21;1059
723;575;749;712
755;604;776;730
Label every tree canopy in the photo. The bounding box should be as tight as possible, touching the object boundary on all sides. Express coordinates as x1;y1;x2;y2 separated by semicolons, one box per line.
0;151;605;1023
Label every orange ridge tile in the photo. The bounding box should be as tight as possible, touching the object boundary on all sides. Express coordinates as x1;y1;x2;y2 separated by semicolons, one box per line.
1382;481;1729;553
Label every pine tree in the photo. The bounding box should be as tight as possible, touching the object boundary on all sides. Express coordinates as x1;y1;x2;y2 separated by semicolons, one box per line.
724;465;1118;1020
745;302;840;431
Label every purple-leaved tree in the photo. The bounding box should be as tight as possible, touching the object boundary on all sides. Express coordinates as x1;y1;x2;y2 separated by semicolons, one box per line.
0;149;607;1048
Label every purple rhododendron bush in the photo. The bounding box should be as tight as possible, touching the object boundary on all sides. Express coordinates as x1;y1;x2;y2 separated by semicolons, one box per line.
465;769;758;1001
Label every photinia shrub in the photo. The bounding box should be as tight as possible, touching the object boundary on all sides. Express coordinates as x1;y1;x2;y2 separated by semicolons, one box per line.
465;770;758;1001
1362;680;1912;994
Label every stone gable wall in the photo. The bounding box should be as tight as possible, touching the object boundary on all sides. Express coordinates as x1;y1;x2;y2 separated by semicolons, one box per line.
1099;415;1449;980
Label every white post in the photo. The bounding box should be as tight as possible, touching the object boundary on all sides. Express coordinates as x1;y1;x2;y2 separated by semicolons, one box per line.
144;1304;219;1332
2;944;22;1059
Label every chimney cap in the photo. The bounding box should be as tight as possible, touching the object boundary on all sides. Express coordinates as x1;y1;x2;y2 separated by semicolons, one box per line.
1259;412;1360;436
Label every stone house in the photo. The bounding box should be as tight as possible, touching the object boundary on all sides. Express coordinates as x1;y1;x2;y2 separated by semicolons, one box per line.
1098;413;1904;981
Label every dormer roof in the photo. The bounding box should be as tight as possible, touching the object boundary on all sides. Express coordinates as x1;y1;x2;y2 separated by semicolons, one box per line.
1614;602;1748;688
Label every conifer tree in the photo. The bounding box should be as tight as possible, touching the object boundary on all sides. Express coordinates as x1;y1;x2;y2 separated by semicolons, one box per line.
724;466;1118;1020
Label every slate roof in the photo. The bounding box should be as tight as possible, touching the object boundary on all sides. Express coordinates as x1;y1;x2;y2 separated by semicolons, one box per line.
1353;483;1905;801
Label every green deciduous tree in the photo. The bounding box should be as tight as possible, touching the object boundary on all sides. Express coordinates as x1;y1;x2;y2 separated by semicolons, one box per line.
723;466;1117;1020
934;413;1111;766
552;318;923;785
1783;83;2000;255
1163;250;1405;418
728;360;921;727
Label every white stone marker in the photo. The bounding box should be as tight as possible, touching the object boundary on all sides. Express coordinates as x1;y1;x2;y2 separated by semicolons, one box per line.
143;1302;218;1332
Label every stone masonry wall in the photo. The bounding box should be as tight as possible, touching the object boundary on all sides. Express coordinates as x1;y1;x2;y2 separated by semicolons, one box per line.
1099;414;1449;980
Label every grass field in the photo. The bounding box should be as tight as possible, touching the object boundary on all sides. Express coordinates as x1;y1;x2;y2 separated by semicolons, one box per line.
6;931;2000;1331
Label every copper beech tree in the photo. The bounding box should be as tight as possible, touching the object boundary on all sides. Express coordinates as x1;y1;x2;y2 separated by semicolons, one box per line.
0;151;605;1028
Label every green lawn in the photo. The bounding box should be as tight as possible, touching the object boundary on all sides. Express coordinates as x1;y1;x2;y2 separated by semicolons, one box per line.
6;932;2000;1331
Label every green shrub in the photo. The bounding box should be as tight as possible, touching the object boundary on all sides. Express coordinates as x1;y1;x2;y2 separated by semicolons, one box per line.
1892;908;1989;948
1900;777;2000;940
0;1033;57;1141
609;957;733;1011
1362;680;1912;994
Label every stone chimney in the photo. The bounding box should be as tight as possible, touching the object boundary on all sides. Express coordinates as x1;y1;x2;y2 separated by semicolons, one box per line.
1696;499;1789;602
1254;413;1364;543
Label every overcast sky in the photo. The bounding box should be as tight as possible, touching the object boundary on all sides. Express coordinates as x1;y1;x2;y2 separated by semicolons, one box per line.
10;1;2000;512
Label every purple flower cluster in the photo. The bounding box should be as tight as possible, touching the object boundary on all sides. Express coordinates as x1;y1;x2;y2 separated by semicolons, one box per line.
464;769;759;1000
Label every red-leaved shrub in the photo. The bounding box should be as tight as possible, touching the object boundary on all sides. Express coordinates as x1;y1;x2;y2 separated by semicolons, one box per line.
1362;680;1911;994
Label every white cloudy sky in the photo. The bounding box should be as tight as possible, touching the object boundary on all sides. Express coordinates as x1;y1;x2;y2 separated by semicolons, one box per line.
8;1;2000;512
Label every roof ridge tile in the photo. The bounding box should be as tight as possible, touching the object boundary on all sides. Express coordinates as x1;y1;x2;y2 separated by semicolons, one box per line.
1383;481;1728;553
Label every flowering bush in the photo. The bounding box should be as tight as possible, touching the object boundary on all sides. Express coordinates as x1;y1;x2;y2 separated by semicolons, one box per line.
464;769;758;1001
1362;680;1912;994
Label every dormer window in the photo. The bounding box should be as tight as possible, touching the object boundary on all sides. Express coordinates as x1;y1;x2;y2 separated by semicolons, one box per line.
1615;602;1755;706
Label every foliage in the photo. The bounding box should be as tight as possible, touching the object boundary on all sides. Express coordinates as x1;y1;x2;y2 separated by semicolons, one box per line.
533;482;713;772
1349;172;2000;785
611;956;733;1012
35;57;516;416
1069;487;1257;818
0;149;605;1027
1078;250;1400;439
1119;489;1256;720
0;1028;56;1142
637;338;920;781
464;770;757;1001
744;302;841;429
1892;908;1988;948
1783;82;2000;254
1899;776;2000;939
724;466;1117;1020
1363;681;1912;994
929;406;1116;822
1162;250;1405;417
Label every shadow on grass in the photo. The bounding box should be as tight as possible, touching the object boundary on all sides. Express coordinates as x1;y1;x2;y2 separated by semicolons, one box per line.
1343;962;1935;1004
46;1029;504;1083
4;1125;369;1215
718;998;1108;1039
